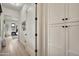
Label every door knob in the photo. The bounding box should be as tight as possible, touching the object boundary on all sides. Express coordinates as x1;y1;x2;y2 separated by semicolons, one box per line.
62;18;65;21
65;26;68;28
62;26;65;28
65;18;68;20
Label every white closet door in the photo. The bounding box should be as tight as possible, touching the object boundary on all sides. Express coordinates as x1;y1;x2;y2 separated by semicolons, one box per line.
68;4;79;22
48;24;66;56
47;4;66;24
48;25;54;56
68;23;79;56
24;4;35;56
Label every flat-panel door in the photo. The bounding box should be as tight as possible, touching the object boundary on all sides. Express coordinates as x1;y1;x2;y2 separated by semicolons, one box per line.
68;4;79;22
47;4;66;24
21;3;35;56
68;22;79;56
27;4;35;56
48;24;66;56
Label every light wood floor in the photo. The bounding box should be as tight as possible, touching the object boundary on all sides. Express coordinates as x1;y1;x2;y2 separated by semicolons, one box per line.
0;36;30;56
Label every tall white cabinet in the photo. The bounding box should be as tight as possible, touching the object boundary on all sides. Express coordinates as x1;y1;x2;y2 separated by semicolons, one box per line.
47;3;79;56
48;24;66;56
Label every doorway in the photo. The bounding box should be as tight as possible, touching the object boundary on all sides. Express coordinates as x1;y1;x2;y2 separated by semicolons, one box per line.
0;3;37;56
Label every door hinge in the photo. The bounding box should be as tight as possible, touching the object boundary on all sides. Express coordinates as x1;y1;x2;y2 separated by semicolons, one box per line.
35;17;37;20
35;49;37;52
35;33;37;36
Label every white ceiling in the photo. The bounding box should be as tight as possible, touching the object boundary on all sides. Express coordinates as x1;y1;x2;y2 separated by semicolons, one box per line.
2;3;25;11
2;3;34;11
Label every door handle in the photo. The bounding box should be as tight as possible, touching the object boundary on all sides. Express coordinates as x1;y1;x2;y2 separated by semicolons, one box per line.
62;26;68;28
65;26;68;28
62;18;65;21
65;18;68;20
62;26;65;28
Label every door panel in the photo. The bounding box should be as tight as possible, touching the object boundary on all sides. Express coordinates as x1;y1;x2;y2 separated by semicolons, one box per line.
21;4;35;56
47;4;66;24
68;4;79;22
54;25;66;56
48;25;54;56
68;23;79;56
47;3;79;56
48;24;66;56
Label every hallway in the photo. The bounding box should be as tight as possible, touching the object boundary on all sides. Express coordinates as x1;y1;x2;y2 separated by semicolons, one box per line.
0;3;36;56
0;36;29;56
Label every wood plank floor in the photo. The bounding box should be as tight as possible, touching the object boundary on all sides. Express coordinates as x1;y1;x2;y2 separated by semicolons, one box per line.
0;36;30;56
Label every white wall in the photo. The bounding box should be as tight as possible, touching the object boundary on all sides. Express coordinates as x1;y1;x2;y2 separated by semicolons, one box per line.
41;4;48;56
37;4;48;56
37;4;43;56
